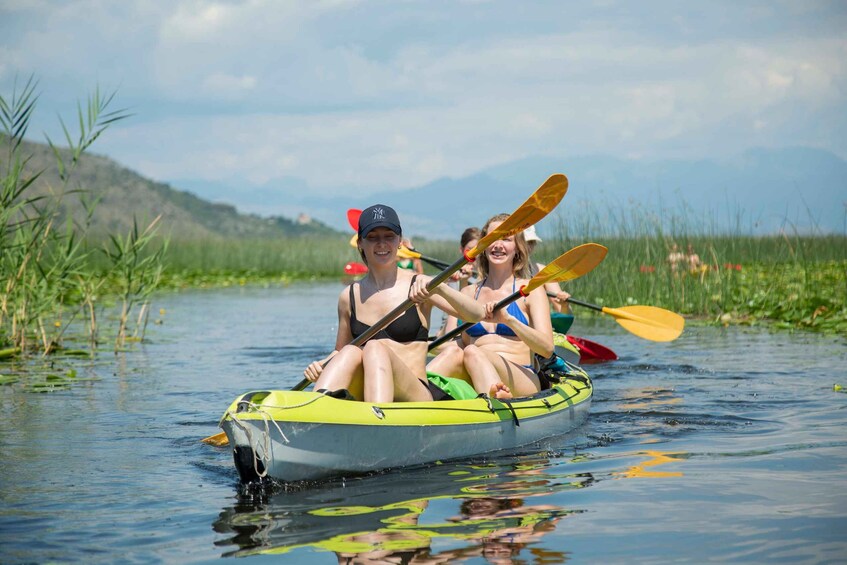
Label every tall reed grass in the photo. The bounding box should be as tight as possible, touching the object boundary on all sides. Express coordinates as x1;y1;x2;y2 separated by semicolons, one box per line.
142;236;356;286
1;78;166;357
534;203;847;333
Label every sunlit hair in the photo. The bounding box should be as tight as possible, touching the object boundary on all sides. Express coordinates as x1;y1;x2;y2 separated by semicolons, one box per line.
357;229;399;266
476;213;531;279
460;227;481;250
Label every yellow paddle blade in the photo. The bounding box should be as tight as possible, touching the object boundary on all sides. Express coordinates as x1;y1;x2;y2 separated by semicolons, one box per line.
524;243;608;294
397;245;422;259
348;233;358;248
468;174;568;259
602;305;685;342
201;431;229;447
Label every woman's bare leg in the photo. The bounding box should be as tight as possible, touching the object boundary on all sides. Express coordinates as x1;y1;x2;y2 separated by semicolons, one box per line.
462;345;507;397
463;345;541;398
362;341;432;403
426;341;471;384
314;344;364;398
495;359;540;397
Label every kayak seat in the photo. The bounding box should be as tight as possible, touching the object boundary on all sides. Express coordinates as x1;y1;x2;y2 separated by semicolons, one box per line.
317;388;356;400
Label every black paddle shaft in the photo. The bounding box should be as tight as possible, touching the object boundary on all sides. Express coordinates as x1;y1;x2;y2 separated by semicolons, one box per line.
419;255;450;270
563;297;603;313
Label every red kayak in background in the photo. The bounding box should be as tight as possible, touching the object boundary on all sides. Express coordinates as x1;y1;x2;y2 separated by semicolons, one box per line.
566;335;618;364
344;261;368;277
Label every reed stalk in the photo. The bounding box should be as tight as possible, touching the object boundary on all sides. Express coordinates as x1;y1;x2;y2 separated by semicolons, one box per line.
0;77;153;358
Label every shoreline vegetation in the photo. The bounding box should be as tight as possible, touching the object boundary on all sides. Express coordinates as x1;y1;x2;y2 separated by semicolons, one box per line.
1;79;163;365
2;82;845;386
152;232;845;336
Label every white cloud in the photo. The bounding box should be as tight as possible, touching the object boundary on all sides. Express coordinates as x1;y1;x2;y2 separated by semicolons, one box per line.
160;1;231;40
200;72;258;97
3;1;845;193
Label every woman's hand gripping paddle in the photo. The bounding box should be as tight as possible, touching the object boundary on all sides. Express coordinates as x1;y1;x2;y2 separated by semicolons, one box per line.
428;243;607;350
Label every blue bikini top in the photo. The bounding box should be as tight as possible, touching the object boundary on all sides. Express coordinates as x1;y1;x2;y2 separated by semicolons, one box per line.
464;277;529;338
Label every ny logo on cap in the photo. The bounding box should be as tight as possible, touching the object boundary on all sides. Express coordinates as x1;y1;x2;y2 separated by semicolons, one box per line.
372;207;386;220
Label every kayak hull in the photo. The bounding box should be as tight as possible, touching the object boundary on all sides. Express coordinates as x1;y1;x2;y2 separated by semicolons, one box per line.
220;369;592;483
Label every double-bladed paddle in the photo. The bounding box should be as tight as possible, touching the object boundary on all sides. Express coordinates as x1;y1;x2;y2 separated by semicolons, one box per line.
346;209;362;231
561;298;685;342
397;245;450;270
428;243;607;350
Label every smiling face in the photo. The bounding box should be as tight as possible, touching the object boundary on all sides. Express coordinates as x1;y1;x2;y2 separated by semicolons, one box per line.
358;227;400;266
483;221;516;266
477;214;531;279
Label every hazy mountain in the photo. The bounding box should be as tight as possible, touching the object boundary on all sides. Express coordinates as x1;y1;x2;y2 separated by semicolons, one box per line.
3;136;340;240
170;147;847;239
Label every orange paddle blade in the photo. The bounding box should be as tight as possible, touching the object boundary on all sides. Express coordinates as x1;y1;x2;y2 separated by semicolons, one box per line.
397;245;422;259
200;431;229;447
602;305;685;342
523;243;607;294
468;174;568;259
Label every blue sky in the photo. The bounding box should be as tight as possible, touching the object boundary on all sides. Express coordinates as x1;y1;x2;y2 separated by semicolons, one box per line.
2;0;845;197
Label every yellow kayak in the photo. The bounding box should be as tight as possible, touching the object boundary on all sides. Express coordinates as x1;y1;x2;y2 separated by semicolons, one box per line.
220;365;592;483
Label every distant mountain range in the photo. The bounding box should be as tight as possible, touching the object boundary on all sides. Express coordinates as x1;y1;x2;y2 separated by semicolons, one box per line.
8;133;844;243
172;147;847;239
3;136;340;241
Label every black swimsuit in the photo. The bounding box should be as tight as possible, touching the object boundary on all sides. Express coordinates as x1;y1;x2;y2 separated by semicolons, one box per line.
349;275;429;342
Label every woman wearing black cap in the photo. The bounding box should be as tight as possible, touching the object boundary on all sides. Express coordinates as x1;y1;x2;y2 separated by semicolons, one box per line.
303;204;484;403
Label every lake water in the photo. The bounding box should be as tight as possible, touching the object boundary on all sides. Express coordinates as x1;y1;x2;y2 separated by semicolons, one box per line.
2;283;846;564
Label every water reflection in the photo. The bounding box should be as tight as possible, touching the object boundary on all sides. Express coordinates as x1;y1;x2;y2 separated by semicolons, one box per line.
616;450;685;479
214;455;595;562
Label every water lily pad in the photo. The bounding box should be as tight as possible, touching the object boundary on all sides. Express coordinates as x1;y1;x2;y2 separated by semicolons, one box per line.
0;347;21;359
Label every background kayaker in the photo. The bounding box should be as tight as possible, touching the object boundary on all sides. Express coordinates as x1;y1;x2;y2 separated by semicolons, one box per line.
686;243;702;272
434;226;481;342
523;224;572;314
398;237;424;273
426;213;554;399
303;204;484;403
667;242;685;272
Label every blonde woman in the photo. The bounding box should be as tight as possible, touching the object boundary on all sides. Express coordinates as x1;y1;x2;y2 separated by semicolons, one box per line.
427;214;554;399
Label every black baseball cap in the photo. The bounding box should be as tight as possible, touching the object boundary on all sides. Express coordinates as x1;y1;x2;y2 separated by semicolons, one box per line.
358;204;402;238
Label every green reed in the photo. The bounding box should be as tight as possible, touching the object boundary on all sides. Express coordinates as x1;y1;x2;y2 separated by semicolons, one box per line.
148;236;358;285
151;222;846;335
537;204;847;333
0;78;168;360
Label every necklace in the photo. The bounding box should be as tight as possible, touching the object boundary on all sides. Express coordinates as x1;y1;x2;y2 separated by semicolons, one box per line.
371;275;395;293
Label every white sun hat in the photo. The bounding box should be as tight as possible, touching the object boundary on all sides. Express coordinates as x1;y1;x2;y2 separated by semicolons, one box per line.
523;225;542;243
